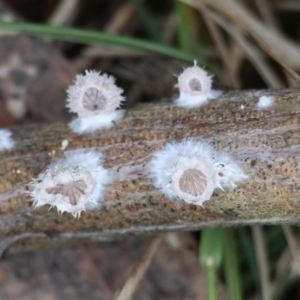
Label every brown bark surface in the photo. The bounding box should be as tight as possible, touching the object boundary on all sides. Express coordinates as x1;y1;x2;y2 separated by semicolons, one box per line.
0;88;300;245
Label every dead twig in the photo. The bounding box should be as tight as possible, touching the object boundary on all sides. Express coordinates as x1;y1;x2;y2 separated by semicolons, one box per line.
0;89;300;246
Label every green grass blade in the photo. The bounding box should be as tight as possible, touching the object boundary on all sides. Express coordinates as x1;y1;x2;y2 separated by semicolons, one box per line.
200;228;224;268
206;266;217;300
174;0;193;54
200;228;224;300
0;21;197;62
223;229;243;300
237;228;261;291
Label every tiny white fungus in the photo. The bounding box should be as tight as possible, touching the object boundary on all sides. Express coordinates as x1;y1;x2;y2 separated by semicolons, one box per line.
149;139;247;206
30;150;109;218
61;139;69;151
0;129;15;152
257;96;274;109
66;70;125;134
175;62;222;108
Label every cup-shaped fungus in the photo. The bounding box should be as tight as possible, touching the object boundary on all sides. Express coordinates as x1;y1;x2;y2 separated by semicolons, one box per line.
67;70;125;134
175;62;221;108
171;157;215;205
149;139;247;206
30;151;109;218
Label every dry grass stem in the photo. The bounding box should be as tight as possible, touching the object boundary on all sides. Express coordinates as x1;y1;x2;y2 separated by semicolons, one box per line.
48;0;79;26
115;235;163;300
271;247;292;295
206;10;283;88
181;0;300;70
75;2;135;69
198;3;238;88
228;43;244;83
282;225;300;277
254;0;280;31
104;3;135;34
161;13;177;44
272;1;300;11
252;226;272;300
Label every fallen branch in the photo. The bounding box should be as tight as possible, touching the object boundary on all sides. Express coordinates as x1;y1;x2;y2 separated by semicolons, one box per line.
0;88;300;246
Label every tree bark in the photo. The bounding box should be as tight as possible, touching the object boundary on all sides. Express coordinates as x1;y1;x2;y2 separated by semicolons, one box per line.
0;88;300;246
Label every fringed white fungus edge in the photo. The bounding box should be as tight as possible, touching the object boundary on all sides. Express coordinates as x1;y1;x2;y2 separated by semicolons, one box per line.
69;110;125;134
29;150;110;218
0;129;15;152
66;70;125;134
149;139;248;206
175;62;222;108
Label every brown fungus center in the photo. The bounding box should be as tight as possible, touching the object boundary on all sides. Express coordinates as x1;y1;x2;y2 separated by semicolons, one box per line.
82;87;107;111
189;78;202;91
179;169;207;197
46;180;87;206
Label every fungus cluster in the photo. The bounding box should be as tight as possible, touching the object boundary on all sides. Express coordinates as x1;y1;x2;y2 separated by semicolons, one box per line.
29;151;109;218
67;70;125;134
175;62;222;108
149;139;247;206
1;63;249;218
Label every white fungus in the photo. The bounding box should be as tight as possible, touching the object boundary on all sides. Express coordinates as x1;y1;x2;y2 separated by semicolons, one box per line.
175;62;222;108
30;151;109;218
0;129;14;152
256;96;274;109
66;70;125;134
149;139;247;206
61;139;69;151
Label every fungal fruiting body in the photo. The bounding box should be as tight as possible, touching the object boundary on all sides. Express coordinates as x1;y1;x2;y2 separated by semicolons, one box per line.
0;129;14;152
61;139;69;151
175;62;222;108
30;151;109;218
66;70;125;134
256;96;274;109
149;139;247;206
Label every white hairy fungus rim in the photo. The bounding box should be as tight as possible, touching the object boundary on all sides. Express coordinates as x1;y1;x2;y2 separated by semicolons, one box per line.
68;110;125;134
30;151;109;218
66;70;124;118
176;63;212;96
149;139;248;206
174;62;222;108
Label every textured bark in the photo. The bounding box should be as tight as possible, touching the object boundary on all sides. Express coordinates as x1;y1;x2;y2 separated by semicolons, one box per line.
0;88;300;246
